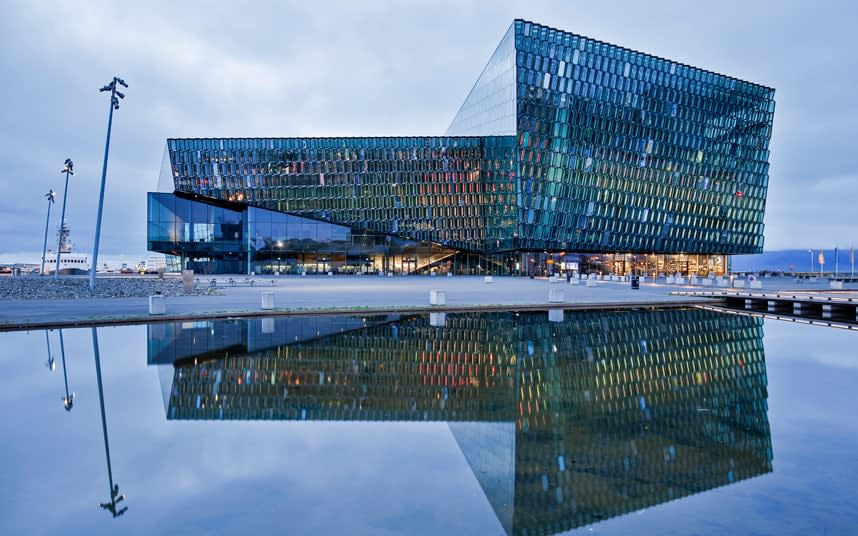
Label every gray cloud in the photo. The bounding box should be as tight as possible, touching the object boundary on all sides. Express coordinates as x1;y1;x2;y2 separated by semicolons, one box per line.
1;0;856;263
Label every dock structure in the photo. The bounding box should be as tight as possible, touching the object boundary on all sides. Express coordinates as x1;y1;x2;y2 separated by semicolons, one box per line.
673;290;858;328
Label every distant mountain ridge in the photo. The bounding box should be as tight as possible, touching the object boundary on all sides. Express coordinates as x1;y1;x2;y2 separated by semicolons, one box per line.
732;248;857;273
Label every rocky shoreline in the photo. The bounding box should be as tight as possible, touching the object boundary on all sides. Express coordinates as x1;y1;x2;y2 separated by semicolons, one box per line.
0;276;211;300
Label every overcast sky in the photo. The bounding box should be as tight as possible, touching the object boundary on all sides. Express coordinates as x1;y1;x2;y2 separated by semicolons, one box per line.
1;0;856;263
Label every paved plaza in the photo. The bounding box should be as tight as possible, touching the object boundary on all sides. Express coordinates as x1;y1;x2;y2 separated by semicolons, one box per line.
0;274;852;330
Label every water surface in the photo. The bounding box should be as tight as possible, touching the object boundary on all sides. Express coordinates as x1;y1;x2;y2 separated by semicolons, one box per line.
1;308;856;535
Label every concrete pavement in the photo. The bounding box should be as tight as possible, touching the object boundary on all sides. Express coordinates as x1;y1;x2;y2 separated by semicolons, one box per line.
1;274;851;331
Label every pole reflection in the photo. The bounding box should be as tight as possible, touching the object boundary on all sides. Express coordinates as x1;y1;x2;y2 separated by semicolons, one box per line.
59;330;75;411
91;327;126;518
148;308;773;535
45;331;55;372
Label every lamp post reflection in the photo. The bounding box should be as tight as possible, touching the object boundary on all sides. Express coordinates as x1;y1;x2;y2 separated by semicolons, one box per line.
45;331;55;372
91;327;127;517
59;330;75;411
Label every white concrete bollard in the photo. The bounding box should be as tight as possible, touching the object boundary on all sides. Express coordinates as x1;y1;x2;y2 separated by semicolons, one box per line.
830;280;844;290
328;271;333;277
702;278;713;286
733;279;746;288
484;276;493;283
549;288;564;303
666;276;675;284
261;291;275;310
750;280;763;289
429;289;446;306
548;309;564;322
148;295;166;315
447;272;453;277
586;279;597;287
569;278;579;285
717;278;729;287
675;276;686;285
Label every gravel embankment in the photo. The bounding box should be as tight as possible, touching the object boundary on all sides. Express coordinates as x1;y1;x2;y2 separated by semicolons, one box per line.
0;276;211;300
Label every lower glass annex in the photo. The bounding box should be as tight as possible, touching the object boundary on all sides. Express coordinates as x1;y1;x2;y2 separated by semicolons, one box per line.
148;192;728;276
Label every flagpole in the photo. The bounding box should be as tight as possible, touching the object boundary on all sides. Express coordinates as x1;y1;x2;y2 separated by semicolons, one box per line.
849;246;855;277
835;247;839;279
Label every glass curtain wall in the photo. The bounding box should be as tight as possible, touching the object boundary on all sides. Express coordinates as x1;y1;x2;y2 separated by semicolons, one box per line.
513;19;775;255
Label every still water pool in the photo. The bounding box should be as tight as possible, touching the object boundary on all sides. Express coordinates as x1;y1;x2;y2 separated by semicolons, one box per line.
1;308;856;535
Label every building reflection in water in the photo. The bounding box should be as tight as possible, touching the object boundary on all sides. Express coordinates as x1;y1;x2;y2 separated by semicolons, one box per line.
148;308;772;535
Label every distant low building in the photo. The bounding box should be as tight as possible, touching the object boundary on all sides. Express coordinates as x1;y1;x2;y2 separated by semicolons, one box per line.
148;19;775;276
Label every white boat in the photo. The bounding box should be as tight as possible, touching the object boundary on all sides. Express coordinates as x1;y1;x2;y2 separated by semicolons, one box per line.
43;224;90;275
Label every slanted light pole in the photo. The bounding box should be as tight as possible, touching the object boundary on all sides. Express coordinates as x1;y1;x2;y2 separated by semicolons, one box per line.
41;190;56;275
90;77;128;291
808;249;814;276
55;159;74;279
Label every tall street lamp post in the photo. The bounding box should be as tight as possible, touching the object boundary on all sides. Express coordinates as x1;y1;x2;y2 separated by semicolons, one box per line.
41;190;56;275
808;249;814;275
90;77;128;291
55;159;74;279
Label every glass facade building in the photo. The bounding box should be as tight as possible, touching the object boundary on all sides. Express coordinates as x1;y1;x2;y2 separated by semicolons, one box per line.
148;309;772;534
148;19;775;275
